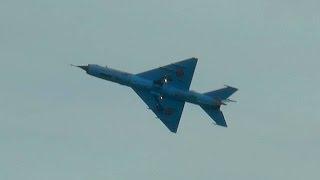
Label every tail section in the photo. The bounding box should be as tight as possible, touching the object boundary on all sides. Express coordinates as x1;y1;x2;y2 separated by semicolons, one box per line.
202;85;238;127
201;106;227;127
204;85;238;100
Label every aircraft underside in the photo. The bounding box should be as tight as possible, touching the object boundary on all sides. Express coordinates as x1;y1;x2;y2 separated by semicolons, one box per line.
74;57;238;133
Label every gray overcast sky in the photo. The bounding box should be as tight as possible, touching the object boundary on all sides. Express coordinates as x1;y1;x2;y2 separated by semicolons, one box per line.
1;0;319;179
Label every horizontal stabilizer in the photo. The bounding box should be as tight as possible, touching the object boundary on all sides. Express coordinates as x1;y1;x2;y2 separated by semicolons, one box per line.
201;106;227;127
204;86;238;100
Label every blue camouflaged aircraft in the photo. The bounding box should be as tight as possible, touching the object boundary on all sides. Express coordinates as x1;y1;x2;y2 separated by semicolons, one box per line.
73;58;238;133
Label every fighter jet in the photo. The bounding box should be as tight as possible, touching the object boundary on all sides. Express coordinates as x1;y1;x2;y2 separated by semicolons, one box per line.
73;58;238;133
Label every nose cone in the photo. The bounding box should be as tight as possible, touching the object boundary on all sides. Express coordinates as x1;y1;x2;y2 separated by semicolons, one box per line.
77;65;89;72
71;64;89;72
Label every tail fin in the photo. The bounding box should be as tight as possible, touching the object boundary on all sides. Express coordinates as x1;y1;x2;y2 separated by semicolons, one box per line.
201;85;238;127
204;85;238;100
201;106;227;127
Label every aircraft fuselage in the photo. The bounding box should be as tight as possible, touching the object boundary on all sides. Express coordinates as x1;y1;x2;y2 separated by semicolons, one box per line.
83;64;219;108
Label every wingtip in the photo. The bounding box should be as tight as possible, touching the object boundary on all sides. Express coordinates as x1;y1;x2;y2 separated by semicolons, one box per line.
168;127;178;133
192;57;198;62
170;130;178;134
224;85;239;92
222;124;228;128
215;122;228;128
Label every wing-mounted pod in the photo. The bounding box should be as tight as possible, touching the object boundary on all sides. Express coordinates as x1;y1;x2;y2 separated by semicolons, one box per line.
153;75;173;87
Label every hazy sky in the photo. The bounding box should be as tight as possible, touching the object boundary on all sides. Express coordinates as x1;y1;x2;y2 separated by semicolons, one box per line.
1;0;319;179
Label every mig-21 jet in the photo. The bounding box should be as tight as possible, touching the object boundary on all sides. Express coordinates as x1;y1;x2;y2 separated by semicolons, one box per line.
73;58;238;133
